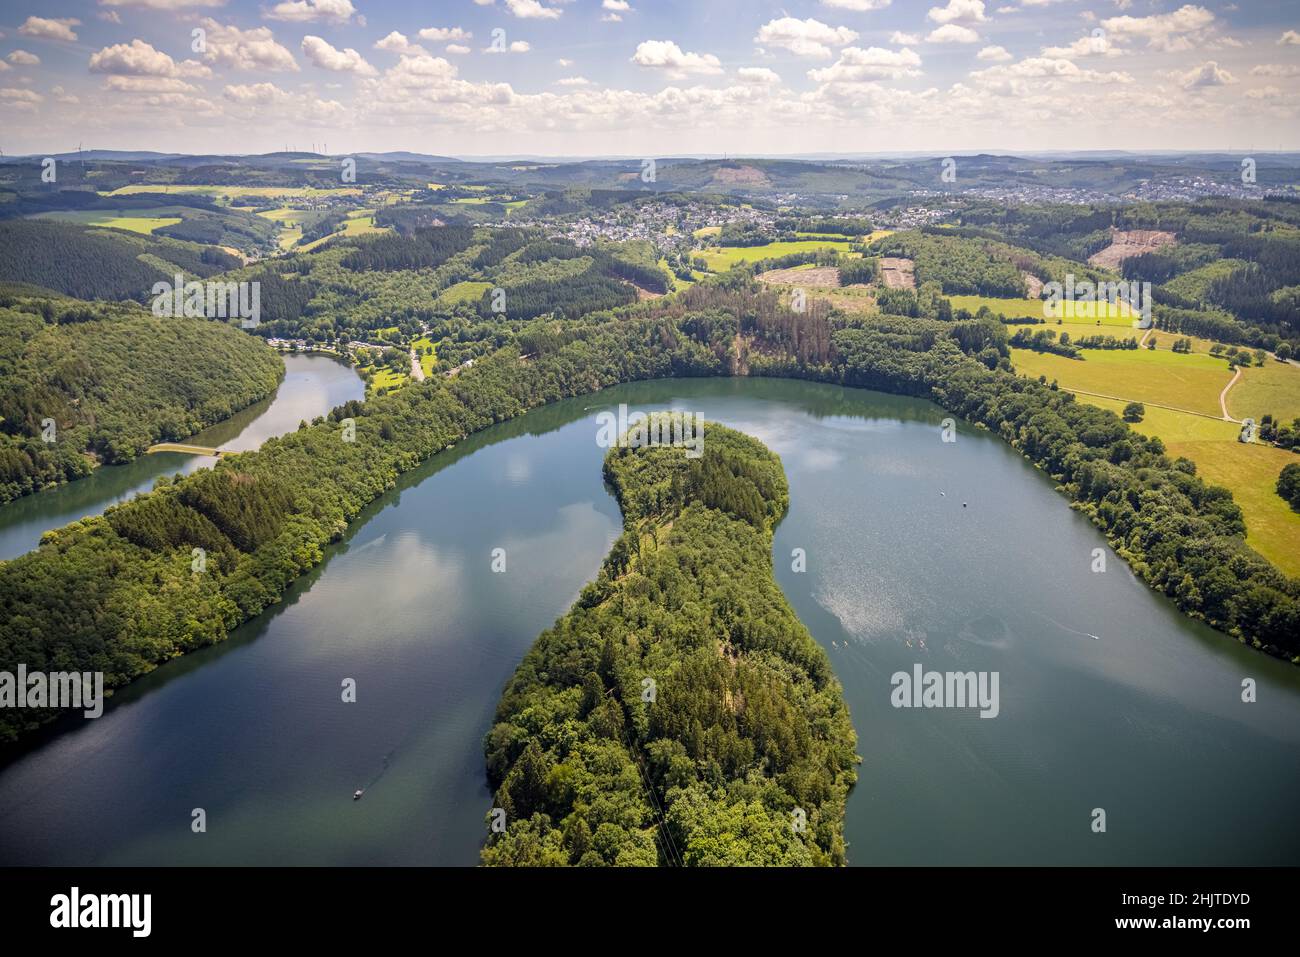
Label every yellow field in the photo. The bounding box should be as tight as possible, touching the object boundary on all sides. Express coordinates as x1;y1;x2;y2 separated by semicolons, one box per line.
1012;347;1232;418
35;210;182;234
699;239;862;271
1079;395;1300;578
256;208;310;223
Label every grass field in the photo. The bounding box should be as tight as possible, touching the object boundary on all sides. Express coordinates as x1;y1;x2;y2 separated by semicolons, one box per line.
1072;394;1300;577
950;294;1137;326
698;239;862;271
438;280;492;305
412;336;438;377
1229;359;1300;425
1012;347;1232;418
363;366;406;394
35;211;182;234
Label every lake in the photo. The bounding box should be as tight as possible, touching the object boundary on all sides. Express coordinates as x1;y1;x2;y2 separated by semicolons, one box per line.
0;377;1297;865
0;354;365;561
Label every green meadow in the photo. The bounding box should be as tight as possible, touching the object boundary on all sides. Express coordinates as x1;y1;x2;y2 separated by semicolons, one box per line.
1012;346;1233;418
699;239;862;271
1083;394;1300;577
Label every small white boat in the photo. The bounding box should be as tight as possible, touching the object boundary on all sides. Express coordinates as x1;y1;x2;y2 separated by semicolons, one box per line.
353;789;364;801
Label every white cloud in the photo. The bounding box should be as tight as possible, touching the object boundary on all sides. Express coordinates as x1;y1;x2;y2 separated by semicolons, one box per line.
822;0;891;9
98;11;123;23
737;66;781;84
6;50;40;66
374;32;426;56
556;58;573;67
891;31;921;45
98;0;222;7
503;0;563;19
446;44;471;55
1175;60;1233;88
104;75;200;93
265;0;357;23
556;76;591;86
1100;5;1216;53
1245;85;1281;99
755;17;857;59
808;46;922;81
17;17;80;42
198;19;299;72
89;39;211;78
302;36;377;75
631;39;723;75
485;40;531;54
1042;33;1120;59
926;25;980;44
1280;30;1300;45
1251;63;1300;77
976;45;1012;61
0;87;44;111
969;56;1133;93
927;0;987;25
602;0;632;10
418;27;472;42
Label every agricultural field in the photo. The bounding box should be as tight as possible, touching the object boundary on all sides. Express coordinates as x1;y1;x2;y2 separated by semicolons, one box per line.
33;210;183;234
946;294;1136;327
1083;395;1300;577
698;238;861;271
1011;346;1234;418
1230;358;1300;425
256;207;310;250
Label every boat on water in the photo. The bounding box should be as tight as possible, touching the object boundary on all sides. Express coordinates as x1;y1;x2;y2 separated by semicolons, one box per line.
353;789;364;801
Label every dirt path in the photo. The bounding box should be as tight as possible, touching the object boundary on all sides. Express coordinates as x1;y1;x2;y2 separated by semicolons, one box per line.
1219;366;1242;422
410;349;425;383
1138;326;1154;348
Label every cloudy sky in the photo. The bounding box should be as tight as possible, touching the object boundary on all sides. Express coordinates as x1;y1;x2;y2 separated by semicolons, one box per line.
0;0;1296;157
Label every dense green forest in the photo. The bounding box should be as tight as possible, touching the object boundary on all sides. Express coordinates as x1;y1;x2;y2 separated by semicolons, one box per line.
0;221;238;300
482;423;856;865
0;294;283;504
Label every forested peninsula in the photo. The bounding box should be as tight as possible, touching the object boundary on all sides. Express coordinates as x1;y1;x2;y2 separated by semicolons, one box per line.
481;421;857;866
2;282;1297;744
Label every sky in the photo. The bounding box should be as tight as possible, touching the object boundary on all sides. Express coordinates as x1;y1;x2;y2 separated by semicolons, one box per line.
0;0;1297;157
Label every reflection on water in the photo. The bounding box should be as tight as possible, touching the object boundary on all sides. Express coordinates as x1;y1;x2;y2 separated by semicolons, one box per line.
0;377;1296;866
